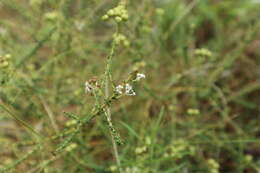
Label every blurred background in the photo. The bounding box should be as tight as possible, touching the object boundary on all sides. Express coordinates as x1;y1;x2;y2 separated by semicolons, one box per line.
0;0;260;172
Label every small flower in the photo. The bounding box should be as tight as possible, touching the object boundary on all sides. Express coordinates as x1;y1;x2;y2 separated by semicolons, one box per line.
115;16;122;23
115;85;124;94
84;78;99;94
107;9;115;16
115;83;139;96
135;73;146;81
123;40;130;47
101;14;109;20
121;13;128;20
85;81;94;93
125;83;136;96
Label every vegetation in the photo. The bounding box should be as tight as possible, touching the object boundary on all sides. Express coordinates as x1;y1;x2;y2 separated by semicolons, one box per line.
0;0;259;172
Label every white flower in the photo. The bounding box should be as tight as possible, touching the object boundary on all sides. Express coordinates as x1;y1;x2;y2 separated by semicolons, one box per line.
115;83;137;96
85;81;93;93
125;83;136;96
135;73;146;81
115;85;124;94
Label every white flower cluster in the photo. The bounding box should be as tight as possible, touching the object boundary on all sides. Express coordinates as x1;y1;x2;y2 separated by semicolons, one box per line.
85;81;94;93
134;73;146;81
85;79;99;94
115;85;124;94
125;83;136;96
116;83;136;96
115;73;145;96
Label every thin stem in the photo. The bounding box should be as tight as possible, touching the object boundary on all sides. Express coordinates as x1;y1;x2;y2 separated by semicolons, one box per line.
40;96;59;134
105;74;122;172
104;35;122;171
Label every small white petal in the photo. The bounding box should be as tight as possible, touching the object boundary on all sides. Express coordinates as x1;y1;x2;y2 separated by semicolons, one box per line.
85;81;93;93
135;73;146;81
115;85;124;94
125;83;136;96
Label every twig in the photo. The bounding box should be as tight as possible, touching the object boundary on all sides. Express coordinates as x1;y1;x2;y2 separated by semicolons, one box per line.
40;96;59;134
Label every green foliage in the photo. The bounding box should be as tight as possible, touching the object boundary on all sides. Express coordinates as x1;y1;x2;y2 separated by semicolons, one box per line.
0;0;260;172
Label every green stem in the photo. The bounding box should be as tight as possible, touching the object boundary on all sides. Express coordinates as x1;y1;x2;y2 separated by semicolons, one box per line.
104;31;122;172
